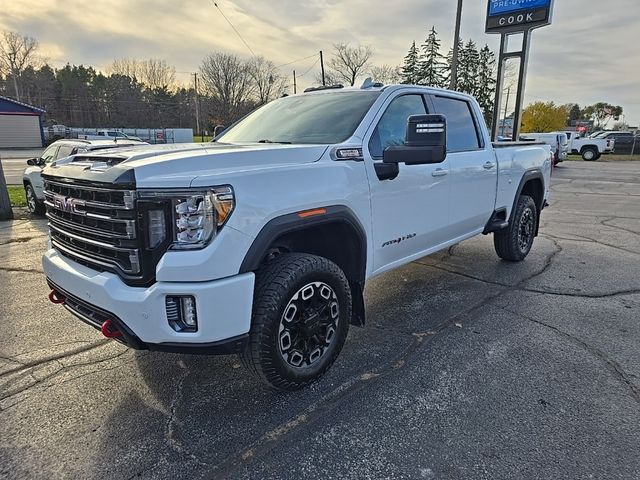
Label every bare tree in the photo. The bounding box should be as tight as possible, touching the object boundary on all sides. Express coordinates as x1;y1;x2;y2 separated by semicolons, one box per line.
248;56;287;104
326;43;374;86
368;65;402;85
0;31;39;101
199;52;255;122
110;58;176;89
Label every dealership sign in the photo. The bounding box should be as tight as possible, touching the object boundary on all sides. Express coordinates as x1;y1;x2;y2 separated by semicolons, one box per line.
486;0;554;33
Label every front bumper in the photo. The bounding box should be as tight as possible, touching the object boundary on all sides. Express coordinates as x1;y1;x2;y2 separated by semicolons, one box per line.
43;248;255;353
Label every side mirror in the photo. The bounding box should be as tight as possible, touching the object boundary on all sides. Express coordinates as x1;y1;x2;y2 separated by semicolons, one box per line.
27;158;43;167
383;114;447;166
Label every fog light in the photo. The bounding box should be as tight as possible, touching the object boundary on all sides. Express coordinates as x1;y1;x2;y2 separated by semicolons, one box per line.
166;296;198;332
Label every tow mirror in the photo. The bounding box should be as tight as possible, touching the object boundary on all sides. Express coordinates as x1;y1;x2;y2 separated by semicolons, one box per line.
383;114;447;166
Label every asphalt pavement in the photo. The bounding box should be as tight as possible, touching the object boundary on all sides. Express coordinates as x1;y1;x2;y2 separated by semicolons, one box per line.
1;161;639;479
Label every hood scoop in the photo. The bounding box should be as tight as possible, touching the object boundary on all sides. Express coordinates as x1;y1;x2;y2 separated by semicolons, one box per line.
66;155;127;170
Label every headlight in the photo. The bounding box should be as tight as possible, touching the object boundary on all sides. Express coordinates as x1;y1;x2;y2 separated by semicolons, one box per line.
140;186;235;251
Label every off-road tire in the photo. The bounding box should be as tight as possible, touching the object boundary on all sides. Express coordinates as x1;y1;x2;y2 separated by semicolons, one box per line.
494;194;538;262
25;183;45;216
581;147;599;161
240;253;351;390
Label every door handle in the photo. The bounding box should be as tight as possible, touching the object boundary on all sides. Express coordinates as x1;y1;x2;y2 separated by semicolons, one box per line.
432;168;449;177
483;161;496;170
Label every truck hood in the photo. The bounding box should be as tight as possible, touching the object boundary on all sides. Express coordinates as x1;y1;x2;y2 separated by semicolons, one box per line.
43;143;329;188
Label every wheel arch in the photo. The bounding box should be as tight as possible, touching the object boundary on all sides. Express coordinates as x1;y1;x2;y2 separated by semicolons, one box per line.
511;170;545;236
239;205;368;326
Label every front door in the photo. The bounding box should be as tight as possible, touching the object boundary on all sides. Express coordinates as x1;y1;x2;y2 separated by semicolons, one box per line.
364;92;451;274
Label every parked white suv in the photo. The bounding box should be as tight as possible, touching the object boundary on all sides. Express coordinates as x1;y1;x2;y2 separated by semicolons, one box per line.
23;138;147;215
42;83;552;389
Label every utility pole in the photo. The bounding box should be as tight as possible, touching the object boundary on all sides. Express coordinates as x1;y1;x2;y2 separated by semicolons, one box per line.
193;73;201;137
293;70;297;94
449;0;464;90
320;50;326;86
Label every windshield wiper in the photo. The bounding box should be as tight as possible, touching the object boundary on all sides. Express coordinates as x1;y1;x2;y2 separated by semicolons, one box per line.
257;139;292;144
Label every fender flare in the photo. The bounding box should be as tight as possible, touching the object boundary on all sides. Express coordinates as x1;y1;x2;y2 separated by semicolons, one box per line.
239;205;368;326
511;169;545;237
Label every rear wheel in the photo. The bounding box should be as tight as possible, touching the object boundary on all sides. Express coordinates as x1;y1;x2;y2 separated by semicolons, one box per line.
240;253;351;390
494;195;538;262
25;184;45;216
581;147;599;161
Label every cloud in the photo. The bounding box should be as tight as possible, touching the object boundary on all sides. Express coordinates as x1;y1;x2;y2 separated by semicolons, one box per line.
2;0;639;123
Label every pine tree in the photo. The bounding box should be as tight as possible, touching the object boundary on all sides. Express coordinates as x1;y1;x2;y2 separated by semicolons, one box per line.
475;45;497;125
457;40;480;96
417;27;447;88
400;41;420;84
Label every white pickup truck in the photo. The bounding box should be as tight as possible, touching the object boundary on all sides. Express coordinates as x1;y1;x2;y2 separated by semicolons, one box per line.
41;83;552;390
79;130;143;142
563;131;613;161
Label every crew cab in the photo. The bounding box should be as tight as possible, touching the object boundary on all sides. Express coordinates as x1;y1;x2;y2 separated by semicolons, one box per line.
41;83;552;390
23;138;147;215
563;131;613;161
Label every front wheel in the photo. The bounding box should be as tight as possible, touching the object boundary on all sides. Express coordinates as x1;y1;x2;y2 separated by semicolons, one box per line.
240;253;351;390
493;195;538;262
581;148;600;161
25;184;45;215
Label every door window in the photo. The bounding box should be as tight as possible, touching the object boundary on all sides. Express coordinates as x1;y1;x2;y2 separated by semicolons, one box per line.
40;145;59;163
432;96;481;152
369;94;427;158
56;145;75;160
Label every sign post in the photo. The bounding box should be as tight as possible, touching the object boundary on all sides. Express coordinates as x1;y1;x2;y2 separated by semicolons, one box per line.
487;0;555;141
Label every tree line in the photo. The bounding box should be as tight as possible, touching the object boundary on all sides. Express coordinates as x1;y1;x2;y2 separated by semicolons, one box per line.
0;29;625;136
400;27;497;125
521;101;625;133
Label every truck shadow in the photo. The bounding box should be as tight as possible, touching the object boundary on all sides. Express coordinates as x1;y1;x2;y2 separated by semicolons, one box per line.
89;254;509;477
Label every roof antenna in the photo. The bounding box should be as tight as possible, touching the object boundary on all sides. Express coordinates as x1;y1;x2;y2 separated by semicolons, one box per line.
360;77;383;89
361;77;374;89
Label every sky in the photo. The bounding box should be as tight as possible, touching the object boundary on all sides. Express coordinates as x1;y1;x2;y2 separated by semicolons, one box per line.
2;0;639;125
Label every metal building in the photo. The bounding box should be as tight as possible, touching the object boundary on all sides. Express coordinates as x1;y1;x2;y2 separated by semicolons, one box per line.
0;95;45;148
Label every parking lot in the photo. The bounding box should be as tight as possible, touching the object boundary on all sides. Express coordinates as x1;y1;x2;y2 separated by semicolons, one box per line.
1;161;639;479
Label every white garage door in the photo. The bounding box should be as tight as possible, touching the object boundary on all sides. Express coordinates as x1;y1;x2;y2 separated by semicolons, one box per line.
0;114;42;148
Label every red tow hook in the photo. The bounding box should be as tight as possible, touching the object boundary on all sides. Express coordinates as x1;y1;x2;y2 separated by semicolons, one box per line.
48;290;66;304
101;320;123;339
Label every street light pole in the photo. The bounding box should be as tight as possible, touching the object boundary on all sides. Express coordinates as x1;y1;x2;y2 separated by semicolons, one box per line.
449;0;464;90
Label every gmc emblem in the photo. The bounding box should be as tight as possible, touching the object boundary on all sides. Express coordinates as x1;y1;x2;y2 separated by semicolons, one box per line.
53;194;86;216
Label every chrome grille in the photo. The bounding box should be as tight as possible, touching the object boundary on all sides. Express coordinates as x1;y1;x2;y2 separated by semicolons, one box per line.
44;179;141;275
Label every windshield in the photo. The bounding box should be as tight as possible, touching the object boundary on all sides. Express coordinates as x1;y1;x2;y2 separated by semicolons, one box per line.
218;91;380;145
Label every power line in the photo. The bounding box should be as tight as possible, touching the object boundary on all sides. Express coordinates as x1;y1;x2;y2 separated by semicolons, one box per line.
211;1;256;57
275;54;318;69
298;57;320;78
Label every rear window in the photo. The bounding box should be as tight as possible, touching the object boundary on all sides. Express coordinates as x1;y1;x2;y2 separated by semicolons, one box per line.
432;96;481;152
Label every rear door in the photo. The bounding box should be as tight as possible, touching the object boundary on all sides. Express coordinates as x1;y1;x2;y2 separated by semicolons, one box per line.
429;94;496;237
